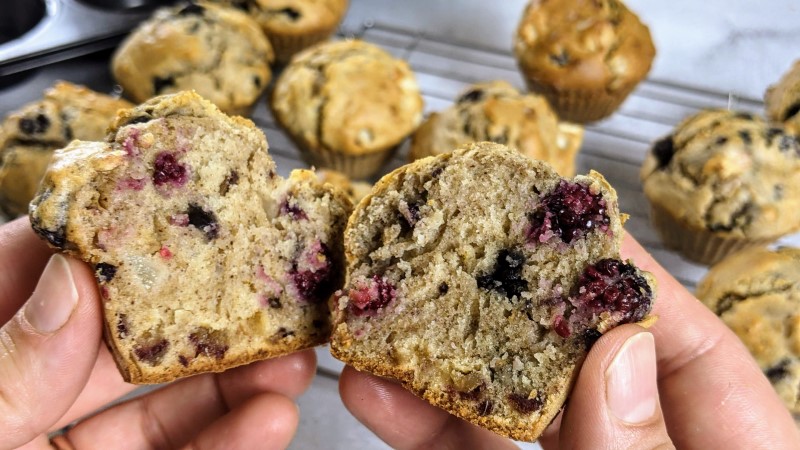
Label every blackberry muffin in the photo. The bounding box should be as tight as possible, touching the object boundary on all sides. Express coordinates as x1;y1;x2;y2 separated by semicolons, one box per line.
111;1;274;116
765;59;800;136
514;0;655;123
29;91;352;384
214;0;349;64
330;142;656;441
696;246;800;415
640;109;800;265
409;80;584;177
271;39;424;179
0;82;132;218
316;169;371;205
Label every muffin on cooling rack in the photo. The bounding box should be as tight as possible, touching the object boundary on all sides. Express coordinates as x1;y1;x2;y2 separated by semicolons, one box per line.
765;59;800;136
214;0;349;64
640;109;800;265
0;81;132;218
696;246;800;415
271;39;423;179
409;80;584;177
514;0;655;123
111;1;273;116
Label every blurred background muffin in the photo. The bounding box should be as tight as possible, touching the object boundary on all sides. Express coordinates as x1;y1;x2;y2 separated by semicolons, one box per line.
0;82;132;218
409;80;583;177
696;246;800;417
214;0;349;64
766;59;800;136
111;1;273;116
514;0;655;123
271;39;423;179
640;109;800;264
316;168;371;204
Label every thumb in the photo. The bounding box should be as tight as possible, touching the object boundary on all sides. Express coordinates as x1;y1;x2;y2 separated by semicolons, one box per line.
558;325;675;449
0;254;102;449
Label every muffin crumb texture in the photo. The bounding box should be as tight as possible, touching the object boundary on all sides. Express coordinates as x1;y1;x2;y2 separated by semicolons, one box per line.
330;142;655;441
29;91;351;384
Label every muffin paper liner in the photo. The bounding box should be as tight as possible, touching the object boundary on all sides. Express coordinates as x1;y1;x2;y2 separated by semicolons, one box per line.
269;29;337;64
650;204;776;265
522;79;638;124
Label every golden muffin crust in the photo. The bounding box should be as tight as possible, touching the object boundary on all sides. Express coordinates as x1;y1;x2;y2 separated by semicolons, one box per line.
765;59;800;136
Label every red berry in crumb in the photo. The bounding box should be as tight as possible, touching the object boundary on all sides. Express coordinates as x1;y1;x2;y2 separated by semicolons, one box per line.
153;152;188;187
528;181;609;244
349;276;397;316
572;259;652;324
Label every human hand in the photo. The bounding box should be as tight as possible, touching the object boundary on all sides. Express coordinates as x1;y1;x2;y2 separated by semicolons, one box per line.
1;217;317;450
338;233;800;449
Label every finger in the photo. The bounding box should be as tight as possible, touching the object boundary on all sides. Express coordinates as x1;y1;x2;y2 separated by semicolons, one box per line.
621;233;800;446
64;350;316;449
339;366;518;450
0;254;102;450
0;217;53;325
183;393;298;450
537;410;562;450
558;325;673;449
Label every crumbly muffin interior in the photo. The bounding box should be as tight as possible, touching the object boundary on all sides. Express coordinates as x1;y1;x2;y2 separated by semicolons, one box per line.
331;145;654;440
30;93;350;383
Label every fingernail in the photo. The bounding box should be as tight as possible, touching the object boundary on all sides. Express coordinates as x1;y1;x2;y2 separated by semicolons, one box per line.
606;332;658;424
25;254;78;333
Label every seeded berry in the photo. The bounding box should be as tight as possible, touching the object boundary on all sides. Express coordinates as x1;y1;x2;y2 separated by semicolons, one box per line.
527;181;609;244
571;259;652;324
476;249;528;299
349;276;397;316
290;244;333;302
153;152;188;187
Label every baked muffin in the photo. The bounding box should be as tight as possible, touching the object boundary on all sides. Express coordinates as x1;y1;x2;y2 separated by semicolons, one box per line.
330;142;656;442
696;246;800;415
111;1;274;116
271;39;423;179
765;59;800;136
640;109;800;265
409;80;584;177
316;169;371;204
514;0;655;123
214;0;349;64
0;81;132;218
29;91;352;384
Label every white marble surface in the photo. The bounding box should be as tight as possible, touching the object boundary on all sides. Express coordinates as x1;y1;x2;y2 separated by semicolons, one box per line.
2;0;799;449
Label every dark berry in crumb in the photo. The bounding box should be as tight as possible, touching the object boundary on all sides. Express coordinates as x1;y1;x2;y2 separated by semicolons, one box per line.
312;319;324;329
651;136;675;169
290;244;333;302
117;315;129;339
457;89;484;103
275;327;295;339
349;276;397;316
765;359;791;382
124;116;151;126
430;166;444;178
19;113;50;135
438;282;449;295
766;127;783;145
152;75;176;94
508;392;545;414
553;314;571;338
527;180;609;245
582;328;603;349
187;204;219;240
96;262;118;283
220;170;239;195
268;298;282;309
280;198;308;220
134;339;169;364
784;102;800;122
477;400;494;416
399;201;421;228
153;152;188;187
31;219;67;249
189;329;228;360
738;130;752;145
778;134;800;156
178;355;190;367
571;259;652;324
476;249;528;299
277;7;301;20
